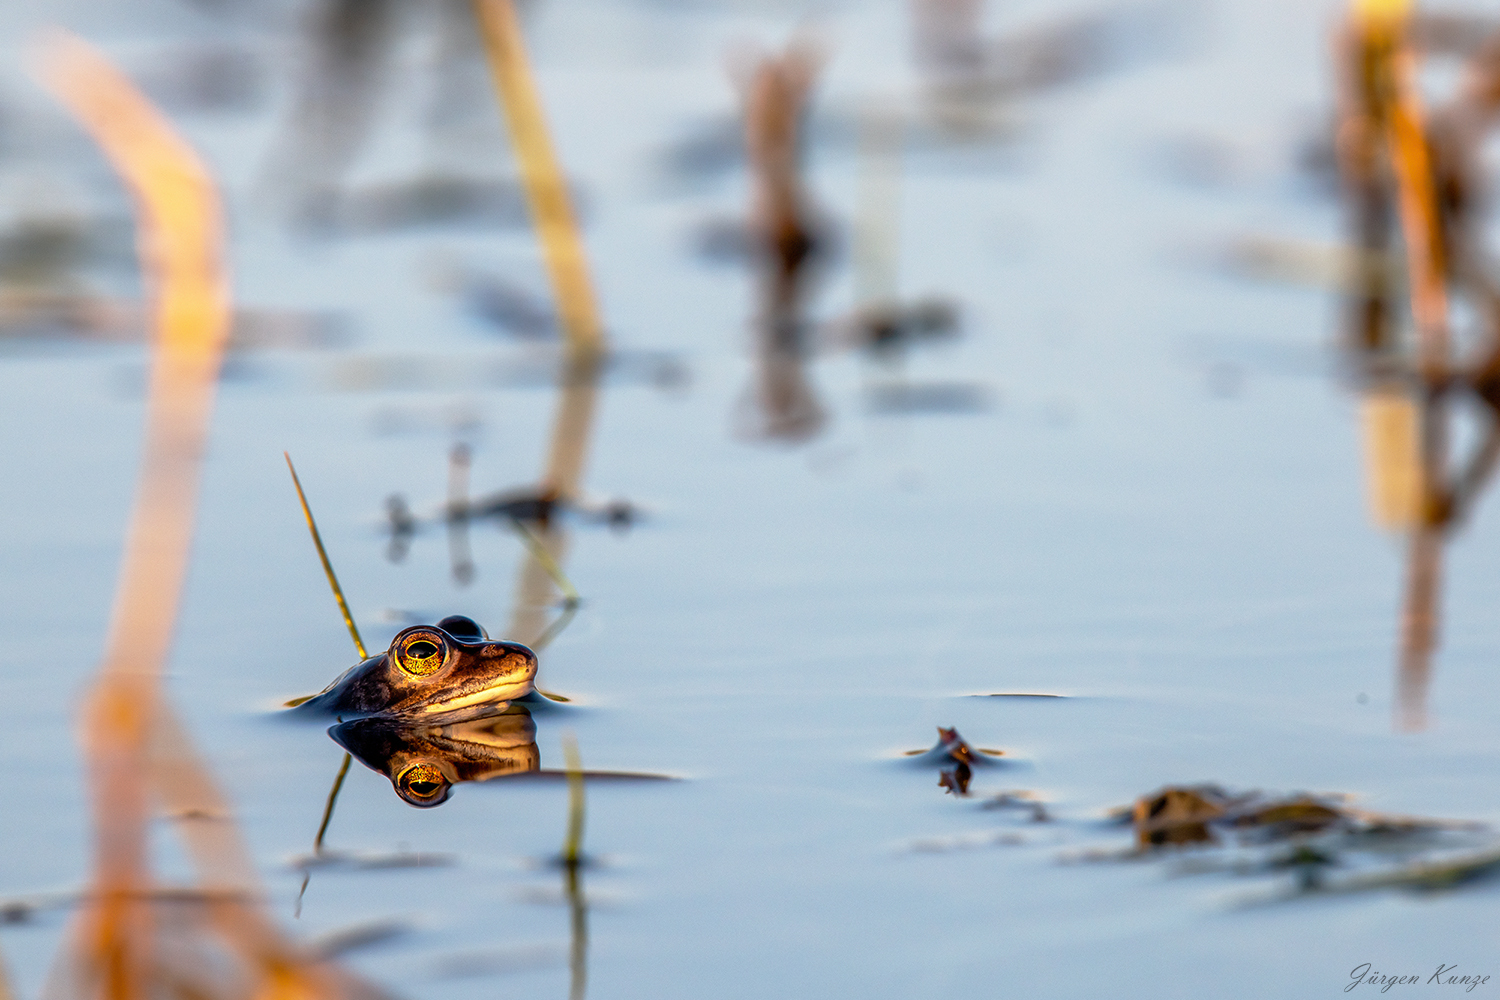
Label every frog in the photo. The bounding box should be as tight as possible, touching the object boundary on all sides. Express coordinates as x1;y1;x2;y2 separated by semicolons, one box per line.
293;615;537;723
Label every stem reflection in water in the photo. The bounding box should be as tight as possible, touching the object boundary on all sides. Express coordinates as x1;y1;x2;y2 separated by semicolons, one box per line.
1335;1;1500;729
562;732;588;1000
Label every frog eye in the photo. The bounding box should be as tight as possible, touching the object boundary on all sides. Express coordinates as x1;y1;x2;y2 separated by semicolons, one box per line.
393;629;448;677
394;762;451;807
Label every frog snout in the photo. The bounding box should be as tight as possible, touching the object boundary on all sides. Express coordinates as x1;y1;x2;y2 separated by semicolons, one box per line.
479;642;538;675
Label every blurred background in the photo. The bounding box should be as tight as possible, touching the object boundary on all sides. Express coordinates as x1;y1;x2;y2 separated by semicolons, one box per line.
1;0;1498;997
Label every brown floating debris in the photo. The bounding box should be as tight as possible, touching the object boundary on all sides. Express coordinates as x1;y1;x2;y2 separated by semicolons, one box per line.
1130;785;1356;848
1055;783;1500;899
1133;786;1229;847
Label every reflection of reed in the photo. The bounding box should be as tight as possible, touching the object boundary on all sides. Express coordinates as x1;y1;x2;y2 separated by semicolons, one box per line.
1396;527;1440;731
506;358;599;652
1335;1;1500;730
735;43;828;443
260;0;399;224
474;0;605;364
565;858;588;1000
35;33;379;998
446;442;476;586
911;0;1182;136
473;0;604;666
561;734;588;1000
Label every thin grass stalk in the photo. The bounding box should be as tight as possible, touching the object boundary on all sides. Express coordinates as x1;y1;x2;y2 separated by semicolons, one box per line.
561;732;587;999
285;453;375;861
510;517;580;607
285;453;368;660
561;733;585;866
566;857;587;1000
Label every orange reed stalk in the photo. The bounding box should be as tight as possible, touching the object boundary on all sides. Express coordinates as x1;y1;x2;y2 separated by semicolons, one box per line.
471;0;605;501
1368;9;1450;374
472;0;604;363
35;31;231;997
1349;0;1449;730
37;32;388;1000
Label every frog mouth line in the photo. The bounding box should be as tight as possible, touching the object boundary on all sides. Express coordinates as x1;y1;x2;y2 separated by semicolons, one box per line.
418;678;535;716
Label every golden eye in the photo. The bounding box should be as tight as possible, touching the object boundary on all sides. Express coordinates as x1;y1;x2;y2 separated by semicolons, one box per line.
394;630;446;676
395;763;450;807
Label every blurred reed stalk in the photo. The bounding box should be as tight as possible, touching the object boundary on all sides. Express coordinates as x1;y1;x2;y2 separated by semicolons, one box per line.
1341;0;1455;730
471;0;602;670
734;43;828;442
35;32;377;998
471;0;603;366
743;42;822;338
446;443;476;585
502;366;594;657
467;0;604;682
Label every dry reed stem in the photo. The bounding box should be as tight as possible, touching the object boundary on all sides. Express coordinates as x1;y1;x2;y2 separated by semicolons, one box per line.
1397;526;1441;731
0;943;14;1000
38;33;232;688
538;358;602;505
1348;0;1454;729
472;0;604;364
505;360;597;655
1383;45;1450;371
1359;388;1423;527
35;31;231;998
742;44;822;322
34;33;378;1000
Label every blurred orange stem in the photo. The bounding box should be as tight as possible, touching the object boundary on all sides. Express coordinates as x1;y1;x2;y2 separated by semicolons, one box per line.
36;29;230;998
472;0;604;364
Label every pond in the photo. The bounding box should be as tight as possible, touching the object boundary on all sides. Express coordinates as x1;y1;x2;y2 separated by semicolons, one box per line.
0;0;1497;996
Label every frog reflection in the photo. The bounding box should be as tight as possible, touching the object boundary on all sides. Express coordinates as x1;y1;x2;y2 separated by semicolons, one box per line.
330;708;540;807
293;615;536;723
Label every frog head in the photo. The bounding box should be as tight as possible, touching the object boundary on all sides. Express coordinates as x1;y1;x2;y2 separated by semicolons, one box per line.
297;616;537;723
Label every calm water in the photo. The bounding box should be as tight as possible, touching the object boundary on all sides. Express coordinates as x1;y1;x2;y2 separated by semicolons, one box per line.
1;0;1497;997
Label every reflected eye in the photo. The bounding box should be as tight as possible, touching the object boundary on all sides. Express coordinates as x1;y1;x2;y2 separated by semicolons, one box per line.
395;762;451;807
394;631;446;676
